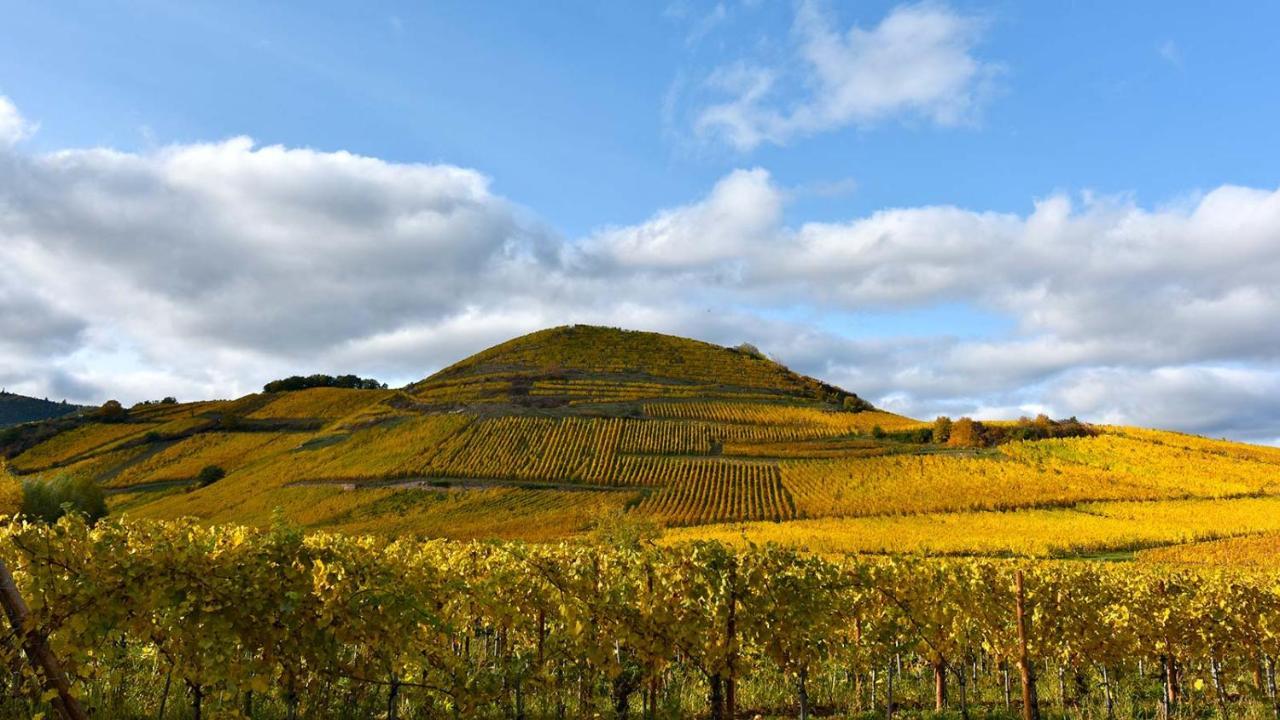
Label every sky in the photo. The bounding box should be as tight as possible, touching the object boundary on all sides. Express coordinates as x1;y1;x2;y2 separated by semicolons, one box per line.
1;1;1279;444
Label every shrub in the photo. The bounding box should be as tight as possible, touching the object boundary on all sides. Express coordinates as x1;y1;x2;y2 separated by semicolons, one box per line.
21;474;108;524
196;465;226;488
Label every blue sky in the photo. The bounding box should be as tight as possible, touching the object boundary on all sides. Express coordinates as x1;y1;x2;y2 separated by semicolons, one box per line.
7;1;1280;234
2;1;1279;442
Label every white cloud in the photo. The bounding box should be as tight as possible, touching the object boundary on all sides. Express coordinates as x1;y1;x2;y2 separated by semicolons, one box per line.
694;2;1000;149
2;95;1278;442
576;168;781;270
575;170;1280;441
0;95;37;145
1047;366;1280;444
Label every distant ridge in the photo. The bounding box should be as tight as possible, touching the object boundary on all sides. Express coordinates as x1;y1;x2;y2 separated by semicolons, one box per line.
0;390;85;429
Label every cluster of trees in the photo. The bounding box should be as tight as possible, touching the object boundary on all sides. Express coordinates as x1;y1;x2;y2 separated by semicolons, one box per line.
930;415;1095;448
131;397;178;409
2;516;1279;720
262;374;387;393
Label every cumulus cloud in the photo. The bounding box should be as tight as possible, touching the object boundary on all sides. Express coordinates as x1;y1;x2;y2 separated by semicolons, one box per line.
2;94;1278;442
0;95;37;145
574;170;1280;441
575;168;781;271
1;137;537;355
694;2;1000;149
1047;367;1280;445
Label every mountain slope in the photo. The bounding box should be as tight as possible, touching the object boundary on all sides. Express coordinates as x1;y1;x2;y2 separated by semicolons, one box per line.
7;325;1280;558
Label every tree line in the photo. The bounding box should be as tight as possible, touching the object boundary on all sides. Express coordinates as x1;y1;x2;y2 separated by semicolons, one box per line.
263;374;388;393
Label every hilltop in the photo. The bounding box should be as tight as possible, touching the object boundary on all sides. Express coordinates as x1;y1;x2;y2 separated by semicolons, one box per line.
408;325;870;409
6;324;1280;559
0;390;85;428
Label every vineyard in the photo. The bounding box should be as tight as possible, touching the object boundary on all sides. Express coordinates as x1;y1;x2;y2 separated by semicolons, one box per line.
4;325;1280;719
5;323;1280;557
3;517;1280;720
1138;531;1280;567
664;495;1280;557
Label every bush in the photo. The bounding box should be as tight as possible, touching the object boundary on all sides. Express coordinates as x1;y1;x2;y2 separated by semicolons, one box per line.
196;465;226;487
21;474;108;524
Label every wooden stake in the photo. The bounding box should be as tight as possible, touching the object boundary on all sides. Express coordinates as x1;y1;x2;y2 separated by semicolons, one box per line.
1015;570;1039;720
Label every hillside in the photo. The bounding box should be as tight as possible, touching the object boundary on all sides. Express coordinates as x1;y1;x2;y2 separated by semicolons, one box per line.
0;390;85;428
7;324;1280;559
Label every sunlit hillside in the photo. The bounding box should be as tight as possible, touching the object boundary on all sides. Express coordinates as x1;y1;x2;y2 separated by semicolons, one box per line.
5;325;1280;559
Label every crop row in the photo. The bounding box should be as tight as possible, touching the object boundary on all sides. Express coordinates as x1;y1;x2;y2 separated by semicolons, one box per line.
633;462;792;524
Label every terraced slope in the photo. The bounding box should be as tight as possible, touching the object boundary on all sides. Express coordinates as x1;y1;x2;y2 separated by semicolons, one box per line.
6;324;1280;559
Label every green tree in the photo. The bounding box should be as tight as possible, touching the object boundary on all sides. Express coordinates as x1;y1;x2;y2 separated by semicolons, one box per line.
21;474;108;523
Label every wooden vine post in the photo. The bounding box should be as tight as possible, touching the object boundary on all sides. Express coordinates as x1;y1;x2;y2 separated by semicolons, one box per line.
725;556;737;720
1015;570;1039;720
0;557;88;720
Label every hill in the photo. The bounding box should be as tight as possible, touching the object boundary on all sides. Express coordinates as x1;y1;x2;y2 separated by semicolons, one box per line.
6;324;1280;558
0;390;85;428
408;324;870;409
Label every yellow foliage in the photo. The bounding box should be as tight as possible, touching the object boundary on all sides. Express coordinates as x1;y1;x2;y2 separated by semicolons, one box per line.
633;461;792;524
643;402;919;431
248;387;394;422
667;496;1280;557
10;422;156;472
0;461;22;517
108;432;311;488
1138;532;1280;567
